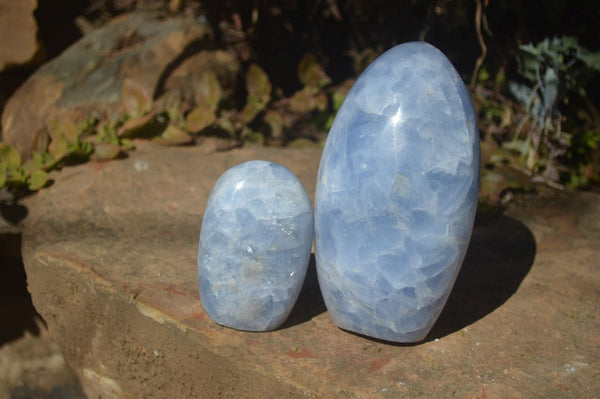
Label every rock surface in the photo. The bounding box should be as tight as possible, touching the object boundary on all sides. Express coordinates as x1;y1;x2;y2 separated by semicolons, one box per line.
1;12;239;159
0;320;86;399
21;141;599;398
0;0;40;71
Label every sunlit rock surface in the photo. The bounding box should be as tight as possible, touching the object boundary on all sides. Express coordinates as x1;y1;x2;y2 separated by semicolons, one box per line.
198;161;313;331
314;42;480;342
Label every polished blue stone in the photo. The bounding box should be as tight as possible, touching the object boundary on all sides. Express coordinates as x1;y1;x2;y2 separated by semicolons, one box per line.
198;161;313;331
314;42;480;342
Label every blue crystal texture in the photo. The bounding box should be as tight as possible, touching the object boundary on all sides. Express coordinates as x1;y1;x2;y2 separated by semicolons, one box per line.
314;42;480;342
198;161;313;331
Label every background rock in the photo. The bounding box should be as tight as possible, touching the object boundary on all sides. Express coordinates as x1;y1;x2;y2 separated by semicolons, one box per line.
2;12;239;160
0;0;41;72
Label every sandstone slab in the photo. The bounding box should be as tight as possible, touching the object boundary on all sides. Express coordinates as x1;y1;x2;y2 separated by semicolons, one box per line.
22;142;600;398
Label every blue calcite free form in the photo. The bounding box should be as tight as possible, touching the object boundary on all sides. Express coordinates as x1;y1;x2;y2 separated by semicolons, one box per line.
314;42;480;342
198;161;313;331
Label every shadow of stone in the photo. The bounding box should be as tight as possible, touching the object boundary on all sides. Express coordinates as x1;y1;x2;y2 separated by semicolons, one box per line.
1;202;28;225
153;38;217;100
0;234;42;347
281;214;536;339
10;384;87;399
280;254;327;329
426;214;537;341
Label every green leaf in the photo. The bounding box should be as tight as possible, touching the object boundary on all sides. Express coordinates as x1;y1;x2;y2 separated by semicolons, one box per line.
0;143;22;169
289;89;316;114
117;111;160;138
215;117;236;138
96;121;119;144
195;71;222;112
154;125;192;146
155;90;185;123
28;170;48;191
315;93;328;112
91;142;121;161
9;167;26;184
264;110;284;138
239;101;263;124
0;163;6;187
480;167;532;202
352;48;378;75
324;114;335;130
46;118;80;145
119;138;135;151
331;79;354;111
121;78;153;117
242;127;264;144
298;53;331;88
76;115;100;134
503;139;532;157
184;107;216;133
518;43;539;57
477;65;490;83
494;68;506;89
24;151;54;173
48;135;68;161
246;64;271;105
581;51;600;72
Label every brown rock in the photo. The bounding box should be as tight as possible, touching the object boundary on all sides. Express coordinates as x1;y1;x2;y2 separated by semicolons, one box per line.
21;142;600;398
2;12;239;160
0;0;41;71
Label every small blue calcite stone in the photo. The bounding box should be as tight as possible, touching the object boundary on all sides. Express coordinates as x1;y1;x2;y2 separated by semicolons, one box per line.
198;161;313;331
314;42;480;342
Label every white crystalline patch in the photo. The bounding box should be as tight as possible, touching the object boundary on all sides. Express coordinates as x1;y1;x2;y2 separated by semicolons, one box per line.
562;362;588;376
133;160;149;172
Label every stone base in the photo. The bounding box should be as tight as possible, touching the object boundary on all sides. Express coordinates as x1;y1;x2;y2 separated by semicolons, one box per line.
22;141;600;398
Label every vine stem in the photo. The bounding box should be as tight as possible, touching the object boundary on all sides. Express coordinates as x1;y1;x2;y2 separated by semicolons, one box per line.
470;0;488;88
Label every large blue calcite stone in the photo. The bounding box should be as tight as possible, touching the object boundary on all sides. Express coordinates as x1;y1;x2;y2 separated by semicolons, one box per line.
314;42;480;342
198;161;313;331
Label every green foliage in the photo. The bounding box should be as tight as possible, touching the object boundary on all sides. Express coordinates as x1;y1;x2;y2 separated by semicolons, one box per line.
172;54;349;145
0;53;352;194
28;170;49;191
184;107;216;133
0;142;49;191
195;71;222;112
511;37;599;184
121;78;153;117
240;64;272;124
246;64;272;105
478;36;600;199
298;53;332;88
0;143;21;170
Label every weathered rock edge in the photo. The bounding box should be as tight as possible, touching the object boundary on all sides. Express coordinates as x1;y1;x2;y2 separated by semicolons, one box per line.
25;252;304;399
21;141;600;398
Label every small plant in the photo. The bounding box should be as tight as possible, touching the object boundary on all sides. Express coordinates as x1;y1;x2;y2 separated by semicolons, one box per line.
0;53;351;196
506;36;600;187
185;53;351;145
